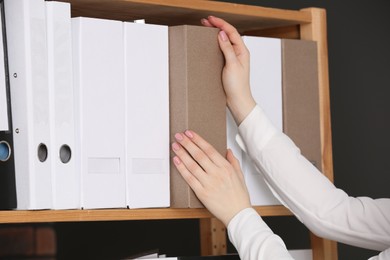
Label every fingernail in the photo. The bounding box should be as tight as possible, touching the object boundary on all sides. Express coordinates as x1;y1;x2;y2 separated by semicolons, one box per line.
172;142;180;151
201;18;207;25
175;133;183;141
173;156;181;165
185;130;194;139
219;30;228;42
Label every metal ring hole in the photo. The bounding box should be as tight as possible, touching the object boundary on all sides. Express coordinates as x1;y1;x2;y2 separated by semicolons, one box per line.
37;143;48;162
0;141;11;162
59;144;72;164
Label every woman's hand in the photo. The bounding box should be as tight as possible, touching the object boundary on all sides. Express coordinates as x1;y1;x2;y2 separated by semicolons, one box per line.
201;16;256;125
172;130;252;226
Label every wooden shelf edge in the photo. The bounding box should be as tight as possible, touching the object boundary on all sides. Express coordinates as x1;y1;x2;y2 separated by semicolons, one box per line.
63;0;311;21
0;205;291;224
59;0;312;32
122;0;312;22
254;205;293;216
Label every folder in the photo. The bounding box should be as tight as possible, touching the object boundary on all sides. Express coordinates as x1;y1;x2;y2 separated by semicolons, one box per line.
0;0;16;209
124;22;170;208
4;0;53;209
240;36;283;206
289;249;313;260
46;1;79;209
72;17;126;209
169;25;226;208
281;39;322;171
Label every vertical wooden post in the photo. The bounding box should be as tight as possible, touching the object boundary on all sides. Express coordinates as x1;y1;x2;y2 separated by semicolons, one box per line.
199;218;227;256
310;232;338;260
300;7;334;183
300;8;338;260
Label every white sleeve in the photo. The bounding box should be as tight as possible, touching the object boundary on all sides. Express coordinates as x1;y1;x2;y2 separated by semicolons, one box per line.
228;208;294;260
236;105;390;252
368;247;390;260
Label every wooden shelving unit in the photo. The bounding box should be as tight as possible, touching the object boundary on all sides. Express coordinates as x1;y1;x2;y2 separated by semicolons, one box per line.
1;1;336;259
0;206;291;224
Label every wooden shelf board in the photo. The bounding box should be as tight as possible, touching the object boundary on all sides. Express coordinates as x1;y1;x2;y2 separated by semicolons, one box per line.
59;0;311;32
0;205;291;224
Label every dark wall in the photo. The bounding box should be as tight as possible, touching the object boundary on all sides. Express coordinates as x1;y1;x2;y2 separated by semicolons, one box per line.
221;0;390;259
55;219;201;259
55;1;390;259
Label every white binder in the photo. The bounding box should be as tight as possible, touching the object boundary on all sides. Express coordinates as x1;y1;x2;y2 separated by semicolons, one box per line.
226;108;242;168
46;1;79;209
241;36;283;206
72;17;126;209
289;249;313;260
124;22;170;208
4;0;53;209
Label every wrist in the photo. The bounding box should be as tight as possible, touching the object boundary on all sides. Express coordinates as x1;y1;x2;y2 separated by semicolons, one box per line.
224;206;253;227
227;95;256;125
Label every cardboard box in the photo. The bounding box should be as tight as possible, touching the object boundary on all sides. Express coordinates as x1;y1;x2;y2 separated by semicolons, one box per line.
169;25;226;208
282;39;322;171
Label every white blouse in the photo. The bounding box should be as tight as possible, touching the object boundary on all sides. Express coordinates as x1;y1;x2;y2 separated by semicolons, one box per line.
227;105;390;260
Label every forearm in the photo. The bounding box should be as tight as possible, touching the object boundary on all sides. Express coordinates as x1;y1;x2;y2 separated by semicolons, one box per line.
226;88;256;125
237;105;390;251
368;248;390;260
228;208;294;260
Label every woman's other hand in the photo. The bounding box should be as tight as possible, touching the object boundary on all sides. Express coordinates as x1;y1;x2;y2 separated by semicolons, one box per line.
201;16;256;125
172;130;252;226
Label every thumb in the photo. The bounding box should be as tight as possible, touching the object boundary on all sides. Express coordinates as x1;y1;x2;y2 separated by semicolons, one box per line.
226;149;245;182
218;30;238;64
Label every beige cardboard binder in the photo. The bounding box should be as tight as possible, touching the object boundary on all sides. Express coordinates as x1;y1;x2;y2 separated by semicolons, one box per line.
282;39;322;171
169;25;226;208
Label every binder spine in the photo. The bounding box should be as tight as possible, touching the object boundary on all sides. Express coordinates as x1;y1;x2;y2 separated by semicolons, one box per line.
169;25;226;208
46;1;79;209
0;0;16;209
124;22;170;208
73;17;126;209
281;39;322;171
4;0;52;209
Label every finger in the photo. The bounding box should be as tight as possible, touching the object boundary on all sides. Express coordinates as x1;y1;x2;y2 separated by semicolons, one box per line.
201;17;238;63
202;16;248;64
173;156;205;193
200;18;213;27
174;133;217;173
226;149;240;171
206;16;247;56
226;149;245;183
172;141;209;183
218;30;240;64
183;130;226;167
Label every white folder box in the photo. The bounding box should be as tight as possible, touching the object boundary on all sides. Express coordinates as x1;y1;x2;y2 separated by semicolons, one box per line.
46;1;79;209
72;17;126;209
226;109;242;168
124;22;170;208
4;0;53;209
241;36;283;206
289;249;313;260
